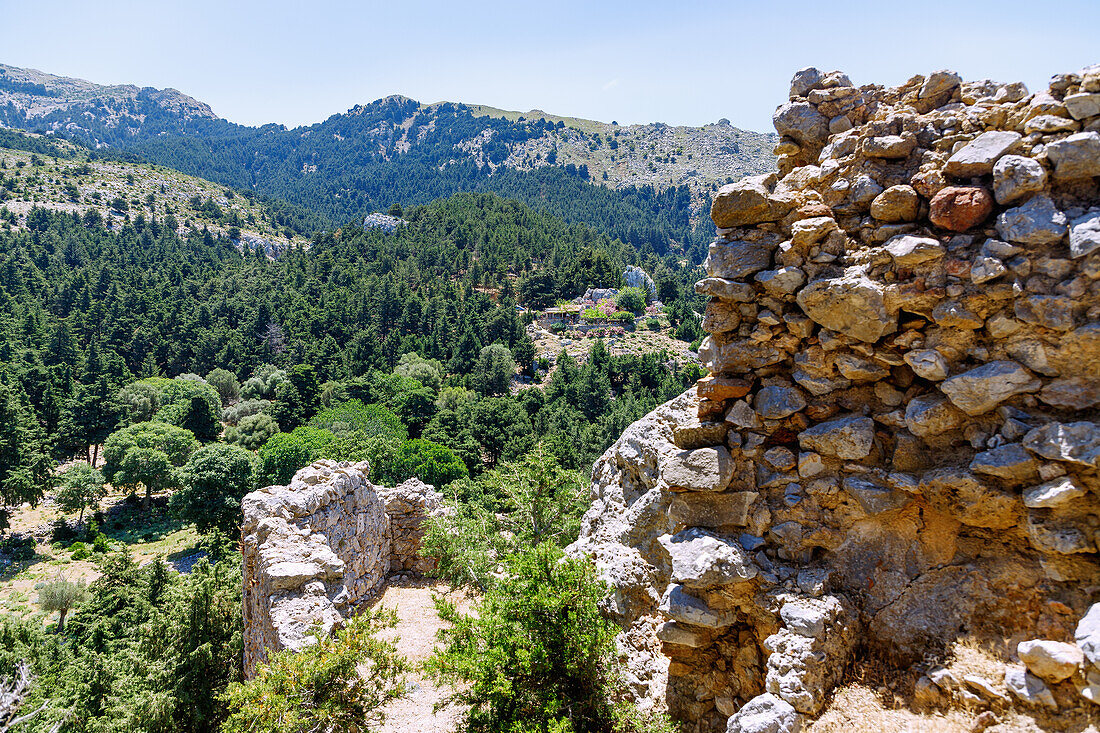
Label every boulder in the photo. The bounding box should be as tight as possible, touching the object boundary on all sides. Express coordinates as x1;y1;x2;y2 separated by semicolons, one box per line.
905;393;966;436
1064;92;1100;120
661;446;734;492
726;693;801;733
756;385;807;419
945;131;1021;177
1045;132;1100;180
969;444;1038;483
756;267;807;296
659;528;758;588
1023;477;1087;509
940;360;1040;415
992;155;1047;205
1069;209;1100;259
883;235;943;267
799;415;875;459
712;175;793;228
1014;295;1076;331
928;186;994;231
668;491;759;529
919;70;961;100
659;584;736;628
1076;603;1100;667
1018;639;1084;682
796;272;894;343
1023;421;1100;468
862;134;916;159
773;101;829;148
996;195;1068;245
870;185;920;222
696;278;756;302
1004;665;1058;710
903;349;948;381
705;240;777;280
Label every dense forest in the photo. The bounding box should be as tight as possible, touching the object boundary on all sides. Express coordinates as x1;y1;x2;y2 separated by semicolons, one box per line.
3;95;710;261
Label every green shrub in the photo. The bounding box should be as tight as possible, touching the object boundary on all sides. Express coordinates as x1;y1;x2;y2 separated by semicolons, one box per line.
309;400;406;441
222;609;407;733
615;286;648;314
645;317;661;331
381;439;468;489
205;368;241;406
427;544;671;733
171;443;256;538
232;413;280;451
257;426;336;486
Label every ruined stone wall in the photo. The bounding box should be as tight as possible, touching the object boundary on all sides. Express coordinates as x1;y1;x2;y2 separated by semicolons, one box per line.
570;64;1100;732
242;460;442;677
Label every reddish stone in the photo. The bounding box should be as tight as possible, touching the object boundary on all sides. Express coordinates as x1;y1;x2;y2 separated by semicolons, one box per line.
697;398;727;420
944;258;972;278
928;185;994;231
796;202;833;220
697;376;752;401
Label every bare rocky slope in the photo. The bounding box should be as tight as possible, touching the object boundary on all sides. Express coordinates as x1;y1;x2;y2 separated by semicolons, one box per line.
568;64;1100;732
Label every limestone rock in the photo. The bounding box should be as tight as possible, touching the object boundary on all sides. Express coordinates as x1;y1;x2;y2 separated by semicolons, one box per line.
799;415;875;459
668;491;758;529
1004;665;1058;710
697;277;756;302
705;240;776;280
1023;421;1100;468
1070;209;1100;259
905;393;966;436
756;385;807;419
656;620;710;648
725;693;801;733
969;444;1038;482
756;267;806;296
940;360;1040;415
712;175;794;228
919;70;961;100
928;186;993;231
992;155;1047;205
661;445;734;492
1039;378;1100;410
996;195;1068;245
1014;294;1076;331
883;235;943;267
796;272;894;343
699;337;786;374
904;349;948;381
659;584;736;628
945;131;1021;177
1076;604;1100;668
1018;639;1084;682
697;376;753;401
843;476;910;514
871;185;920;222
1045;132;1100;180
863;134;916;159
659;527;758;588
773;101;829;148
1023;476;1087;509
1064;92;1100;120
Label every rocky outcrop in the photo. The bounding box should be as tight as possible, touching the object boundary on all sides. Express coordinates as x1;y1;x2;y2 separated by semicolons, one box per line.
241;460;442;677
570;63;1100;732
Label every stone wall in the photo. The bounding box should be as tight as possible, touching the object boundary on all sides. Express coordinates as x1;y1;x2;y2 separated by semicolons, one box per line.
242;460;442;677
570;64;1100;732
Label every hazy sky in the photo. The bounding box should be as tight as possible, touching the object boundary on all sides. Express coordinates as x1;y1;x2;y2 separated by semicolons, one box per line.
2;0;1098;132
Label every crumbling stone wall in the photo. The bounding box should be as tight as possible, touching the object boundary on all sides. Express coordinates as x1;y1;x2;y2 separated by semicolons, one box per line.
571;63;1100;732
242;460;442;677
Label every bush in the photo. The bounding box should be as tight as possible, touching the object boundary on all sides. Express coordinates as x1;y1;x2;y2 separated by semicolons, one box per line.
427;544;669;733
615;286;648;314
171;443;256;538
309;400;406;441
257;426;336;486
102;422;199;507
240;364;287;401
645;317;661;331
221;609;407;733
222;398;271;426
205;368;241;406
232;413;280;451
0;534;35;561
381;439;468;489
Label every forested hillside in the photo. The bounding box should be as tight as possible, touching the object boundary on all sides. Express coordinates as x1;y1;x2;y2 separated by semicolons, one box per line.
1;63;777;261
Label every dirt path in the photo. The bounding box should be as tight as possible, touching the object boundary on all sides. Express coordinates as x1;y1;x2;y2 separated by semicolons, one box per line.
373;577;475;733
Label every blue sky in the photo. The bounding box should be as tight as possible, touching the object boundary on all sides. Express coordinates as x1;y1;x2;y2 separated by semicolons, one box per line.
2;0;1097;132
